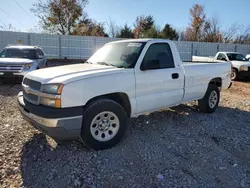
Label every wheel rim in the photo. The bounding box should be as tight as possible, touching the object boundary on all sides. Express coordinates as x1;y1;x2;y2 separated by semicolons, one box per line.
231;71;236;79
90;111;120;142
209;91;218;108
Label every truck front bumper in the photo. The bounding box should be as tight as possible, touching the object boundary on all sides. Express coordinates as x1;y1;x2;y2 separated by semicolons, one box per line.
17;92;83;140
238;71;250;79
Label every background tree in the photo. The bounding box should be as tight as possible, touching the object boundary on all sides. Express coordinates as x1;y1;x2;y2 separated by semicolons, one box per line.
233;27;250;44
183;4;206;41
72;19;108;37
107;19;120;38
117;24;134;38
133;15;154;38
222;23;239;43
160;24;179;40
31;0;88;35
143;26;161;38
203;17;223;42
0;24;17;32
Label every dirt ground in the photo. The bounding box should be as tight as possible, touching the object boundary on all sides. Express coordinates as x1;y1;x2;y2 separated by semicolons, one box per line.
0;80;250;188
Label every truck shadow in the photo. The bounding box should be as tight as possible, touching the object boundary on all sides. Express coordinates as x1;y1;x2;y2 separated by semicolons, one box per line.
19;104;250;188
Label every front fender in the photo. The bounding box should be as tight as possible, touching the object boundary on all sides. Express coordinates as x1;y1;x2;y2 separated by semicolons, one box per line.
60;72;136;109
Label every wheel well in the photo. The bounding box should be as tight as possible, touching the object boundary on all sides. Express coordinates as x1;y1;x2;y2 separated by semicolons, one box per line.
86;93;131;117
209;77;222;87
232;67;238;72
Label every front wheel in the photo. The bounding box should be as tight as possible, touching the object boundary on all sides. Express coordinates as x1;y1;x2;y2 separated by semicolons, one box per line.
198;85;220;113
81;99;128;150
231;69;238;81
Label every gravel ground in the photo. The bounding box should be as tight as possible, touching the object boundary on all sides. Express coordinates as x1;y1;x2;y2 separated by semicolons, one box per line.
0;81;250;188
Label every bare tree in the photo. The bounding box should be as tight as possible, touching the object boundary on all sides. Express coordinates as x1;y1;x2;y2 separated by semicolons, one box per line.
203;17;223;42
0;24;16;31
222;23;239;43
107;19;120;38
234;26;250;44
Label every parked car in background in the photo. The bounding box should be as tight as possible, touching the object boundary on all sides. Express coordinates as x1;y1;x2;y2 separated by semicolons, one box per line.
246;54;250;61
0;45;47;79
193;52;250;80
18;39;232;150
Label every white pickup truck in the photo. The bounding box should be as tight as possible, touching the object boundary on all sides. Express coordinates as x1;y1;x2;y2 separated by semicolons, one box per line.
193;52;250;80
246;54;250;61
18;39;232;150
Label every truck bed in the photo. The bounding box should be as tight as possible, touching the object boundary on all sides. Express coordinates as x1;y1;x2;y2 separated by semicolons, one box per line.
181;61;231;101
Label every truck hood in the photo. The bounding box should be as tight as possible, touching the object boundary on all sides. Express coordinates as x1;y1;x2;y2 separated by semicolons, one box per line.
0;58;34;64
231;61;250;66
25;63;126;84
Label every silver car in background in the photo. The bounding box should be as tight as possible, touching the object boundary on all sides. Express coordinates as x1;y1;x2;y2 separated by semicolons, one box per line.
0;45;47;78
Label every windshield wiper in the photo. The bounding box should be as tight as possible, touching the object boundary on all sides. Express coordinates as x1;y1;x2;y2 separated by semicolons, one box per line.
96;62;115;67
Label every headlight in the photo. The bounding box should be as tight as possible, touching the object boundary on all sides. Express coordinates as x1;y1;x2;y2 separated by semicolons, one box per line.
23;63;33;69
40;84;63;108
240;65;248;71
40;97;61;108
41;84;64;94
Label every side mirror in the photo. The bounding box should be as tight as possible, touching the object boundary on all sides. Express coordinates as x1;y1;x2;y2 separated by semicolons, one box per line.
221;57;227;61
38;55;44;59
141;59;160;70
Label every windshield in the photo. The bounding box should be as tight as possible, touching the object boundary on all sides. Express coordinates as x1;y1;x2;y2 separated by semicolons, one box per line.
87;42;146;68
0;48;37;59
227;53;247;61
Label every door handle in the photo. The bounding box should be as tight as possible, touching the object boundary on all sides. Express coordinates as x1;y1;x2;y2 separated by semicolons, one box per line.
172;73;179;79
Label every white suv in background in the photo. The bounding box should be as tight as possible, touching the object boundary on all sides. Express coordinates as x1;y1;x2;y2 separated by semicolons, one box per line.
0;45;47;79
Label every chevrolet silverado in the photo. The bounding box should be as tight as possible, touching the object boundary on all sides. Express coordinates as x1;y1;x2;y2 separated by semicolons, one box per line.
18;39;232;150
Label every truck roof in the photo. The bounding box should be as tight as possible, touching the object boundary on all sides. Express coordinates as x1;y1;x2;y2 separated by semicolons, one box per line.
109;38;171;44
218;52;242;54
5;45;41;49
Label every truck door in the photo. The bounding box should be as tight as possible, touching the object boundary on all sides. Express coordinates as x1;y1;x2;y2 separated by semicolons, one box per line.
134;42;185;115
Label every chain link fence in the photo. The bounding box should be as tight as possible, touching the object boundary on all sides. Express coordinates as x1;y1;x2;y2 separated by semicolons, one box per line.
0;30;250;61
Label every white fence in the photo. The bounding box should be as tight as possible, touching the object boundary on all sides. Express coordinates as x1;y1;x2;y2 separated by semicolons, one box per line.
1;30;250;61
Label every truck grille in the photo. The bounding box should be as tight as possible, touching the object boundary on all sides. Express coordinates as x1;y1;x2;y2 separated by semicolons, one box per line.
0;64;23;72
23;78;42;105
23;78;42;90
23;92;39;103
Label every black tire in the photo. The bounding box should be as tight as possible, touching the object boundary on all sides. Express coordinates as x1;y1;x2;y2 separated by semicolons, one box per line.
198;84;220;113
231;69;238;81
81;99;128;150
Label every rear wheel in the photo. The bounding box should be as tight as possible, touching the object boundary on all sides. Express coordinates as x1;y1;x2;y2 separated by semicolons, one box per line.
198;84;220;113
81;99;128;150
